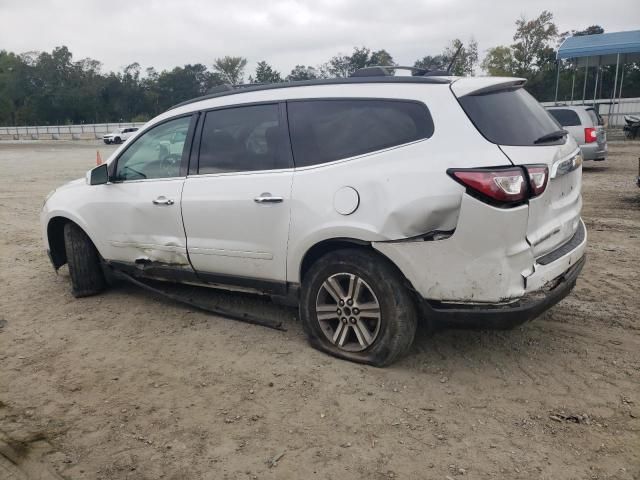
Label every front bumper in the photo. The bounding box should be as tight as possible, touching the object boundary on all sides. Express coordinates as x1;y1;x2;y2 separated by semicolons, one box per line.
422;255;585;329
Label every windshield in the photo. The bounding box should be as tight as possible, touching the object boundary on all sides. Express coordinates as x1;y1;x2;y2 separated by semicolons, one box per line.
458;88;565;146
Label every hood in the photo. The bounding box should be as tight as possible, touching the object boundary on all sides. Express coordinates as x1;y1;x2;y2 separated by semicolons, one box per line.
56;177;86;191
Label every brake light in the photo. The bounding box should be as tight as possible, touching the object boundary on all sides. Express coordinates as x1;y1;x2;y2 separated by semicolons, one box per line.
448;165;549;207
448;168;527;205
584;127;597;143
525;165;548;197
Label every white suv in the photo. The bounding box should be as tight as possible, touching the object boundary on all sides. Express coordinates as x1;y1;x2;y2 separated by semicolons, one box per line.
103;127;139;144
41;73;587;366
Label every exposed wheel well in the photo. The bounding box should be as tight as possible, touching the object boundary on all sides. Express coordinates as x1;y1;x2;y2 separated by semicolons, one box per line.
298;238;431;330
300;238;372;282
47;217;71;269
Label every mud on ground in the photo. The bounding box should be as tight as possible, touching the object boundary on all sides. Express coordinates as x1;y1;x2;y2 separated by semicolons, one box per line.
0;140;638;479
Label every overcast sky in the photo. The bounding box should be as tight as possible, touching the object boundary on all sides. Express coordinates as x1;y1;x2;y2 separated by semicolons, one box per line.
1;0;639;76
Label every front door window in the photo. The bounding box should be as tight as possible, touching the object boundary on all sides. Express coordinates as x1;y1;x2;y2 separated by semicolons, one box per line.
114;116;191;181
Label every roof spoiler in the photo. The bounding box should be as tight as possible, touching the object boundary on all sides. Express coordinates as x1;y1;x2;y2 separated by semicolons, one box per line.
450;78;527;97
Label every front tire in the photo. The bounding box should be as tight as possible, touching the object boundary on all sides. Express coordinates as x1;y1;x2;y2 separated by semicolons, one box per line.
63;223;106;298
300;249;417;367
114;136;121;144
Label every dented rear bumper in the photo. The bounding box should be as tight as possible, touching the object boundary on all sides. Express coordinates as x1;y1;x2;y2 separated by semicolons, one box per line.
373;192;587;328
422;255;585;329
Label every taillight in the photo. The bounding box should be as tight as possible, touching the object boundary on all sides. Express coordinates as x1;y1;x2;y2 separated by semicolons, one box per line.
584;127;597;143
448;167;527;206
525;165;548;198
448;165;549;207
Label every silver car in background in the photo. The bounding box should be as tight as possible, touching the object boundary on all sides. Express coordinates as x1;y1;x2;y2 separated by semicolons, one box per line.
546;105;607;161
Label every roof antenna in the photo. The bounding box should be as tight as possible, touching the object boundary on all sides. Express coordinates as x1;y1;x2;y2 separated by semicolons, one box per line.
446;44;464;74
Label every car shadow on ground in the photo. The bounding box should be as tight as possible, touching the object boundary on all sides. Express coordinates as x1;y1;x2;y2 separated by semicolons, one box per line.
582;164;610;173
103;276;557;373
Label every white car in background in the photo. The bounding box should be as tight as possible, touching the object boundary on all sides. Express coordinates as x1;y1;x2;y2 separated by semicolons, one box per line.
42;72;586;366
103;127;139;144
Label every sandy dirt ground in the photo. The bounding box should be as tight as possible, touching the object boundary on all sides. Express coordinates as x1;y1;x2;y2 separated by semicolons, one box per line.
0;140;639;480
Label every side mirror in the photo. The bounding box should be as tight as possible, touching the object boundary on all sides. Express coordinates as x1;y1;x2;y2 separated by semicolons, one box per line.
88;163;109;185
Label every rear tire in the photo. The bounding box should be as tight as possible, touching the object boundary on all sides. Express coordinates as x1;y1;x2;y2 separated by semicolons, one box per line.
300;249;417;367
63;223;106;298
114;137;121;144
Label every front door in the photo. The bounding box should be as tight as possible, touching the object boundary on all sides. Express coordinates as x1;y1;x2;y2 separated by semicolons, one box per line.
93;115;195;267
181;103;293;291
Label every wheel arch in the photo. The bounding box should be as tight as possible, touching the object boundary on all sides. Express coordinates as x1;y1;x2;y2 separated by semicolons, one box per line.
297;238;430;327
299;237;374;283
47;216;100;269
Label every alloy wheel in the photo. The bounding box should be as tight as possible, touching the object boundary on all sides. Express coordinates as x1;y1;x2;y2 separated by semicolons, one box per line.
315;273;381;352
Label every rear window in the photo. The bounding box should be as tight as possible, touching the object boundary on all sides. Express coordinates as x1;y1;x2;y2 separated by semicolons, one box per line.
586;108;603;126
458;88;565;146
548;109;581;127
288;99;434;167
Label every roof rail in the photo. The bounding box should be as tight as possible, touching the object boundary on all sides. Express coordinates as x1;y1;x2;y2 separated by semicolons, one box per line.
351;45;463;78
350;65;430;77
206;84;235;94
206;82;270;95
169;76;451;110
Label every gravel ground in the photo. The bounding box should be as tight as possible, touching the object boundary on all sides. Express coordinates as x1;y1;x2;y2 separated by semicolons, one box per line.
0;140;639;480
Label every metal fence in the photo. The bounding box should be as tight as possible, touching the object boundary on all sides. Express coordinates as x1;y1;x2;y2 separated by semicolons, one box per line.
540;97;640;127
0;122;147;140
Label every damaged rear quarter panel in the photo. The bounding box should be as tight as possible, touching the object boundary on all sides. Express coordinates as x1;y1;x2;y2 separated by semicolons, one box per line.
373;194;534;303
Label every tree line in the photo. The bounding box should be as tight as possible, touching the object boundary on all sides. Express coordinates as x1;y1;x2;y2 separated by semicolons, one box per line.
1;11;638;126
482;14;640;103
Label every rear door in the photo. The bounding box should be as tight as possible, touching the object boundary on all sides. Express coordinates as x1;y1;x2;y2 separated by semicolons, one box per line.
181;103;293;290
454;84;582;258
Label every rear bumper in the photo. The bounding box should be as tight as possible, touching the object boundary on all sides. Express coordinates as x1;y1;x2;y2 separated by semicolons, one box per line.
373;193;587;328
423;255;585;329
581;142;607;161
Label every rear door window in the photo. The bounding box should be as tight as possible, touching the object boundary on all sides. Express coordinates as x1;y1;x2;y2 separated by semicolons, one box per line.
548;109;581;127
458;88;565;146
287;99;434;167
198;104;291;174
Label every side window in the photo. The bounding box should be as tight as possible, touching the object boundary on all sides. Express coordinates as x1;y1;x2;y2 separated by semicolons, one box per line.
288;99;434;167
198;104;289;174
114;116;191;181
548;109;581;127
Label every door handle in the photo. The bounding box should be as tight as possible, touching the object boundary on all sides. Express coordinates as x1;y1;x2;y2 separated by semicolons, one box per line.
254;193;283;204
152;196;174;206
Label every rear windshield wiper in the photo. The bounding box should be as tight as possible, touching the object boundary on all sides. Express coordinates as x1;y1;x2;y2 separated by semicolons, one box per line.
533;129;568;144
